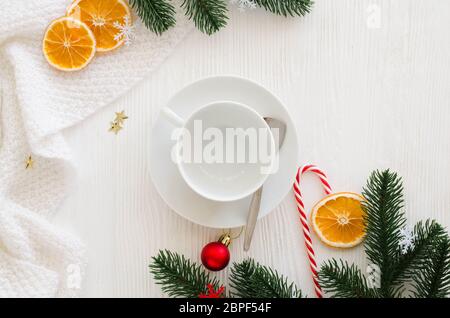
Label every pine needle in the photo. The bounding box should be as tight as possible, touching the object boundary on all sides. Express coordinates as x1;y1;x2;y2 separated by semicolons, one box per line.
149;250;220;298
181;0;228;35
393;220;447;286
411;235;450;298
319;260;378;298
229;259;303;298
362;170;406;297
129;0;176;35
254;0;313;17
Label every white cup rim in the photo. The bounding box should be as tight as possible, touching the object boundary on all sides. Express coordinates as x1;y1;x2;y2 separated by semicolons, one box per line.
174;100;275;202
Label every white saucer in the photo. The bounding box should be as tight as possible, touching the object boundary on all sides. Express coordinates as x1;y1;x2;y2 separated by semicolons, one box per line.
149;75;299;228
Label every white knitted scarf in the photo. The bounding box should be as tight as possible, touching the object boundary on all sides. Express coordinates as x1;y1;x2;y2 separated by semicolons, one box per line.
0;0;192;297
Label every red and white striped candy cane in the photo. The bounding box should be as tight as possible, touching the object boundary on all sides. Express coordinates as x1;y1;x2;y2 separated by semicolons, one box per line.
293;164;332;298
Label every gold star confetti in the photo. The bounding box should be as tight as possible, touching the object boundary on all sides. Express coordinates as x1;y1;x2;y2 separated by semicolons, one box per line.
114;110;129;124
109;110;128;135
109;121;123;135
25;155;34;169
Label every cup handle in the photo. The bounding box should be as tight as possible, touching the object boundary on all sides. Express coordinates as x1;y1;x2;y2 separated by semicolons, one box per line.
161;107;184;127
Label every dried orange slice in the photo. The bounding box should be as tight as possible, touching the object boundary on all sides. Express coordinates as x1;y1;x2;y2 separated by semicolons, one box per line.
67;0;131;52
43;17;96;71
311;192;366;248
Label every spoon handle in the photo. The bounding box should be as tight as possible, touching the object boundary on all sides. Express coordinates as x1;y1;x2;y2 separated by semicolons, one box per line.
243;186;263;251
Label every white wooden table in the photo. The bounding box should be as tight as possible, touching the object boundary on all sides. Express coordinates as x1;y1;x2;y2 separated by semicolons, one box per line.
54;0;450;297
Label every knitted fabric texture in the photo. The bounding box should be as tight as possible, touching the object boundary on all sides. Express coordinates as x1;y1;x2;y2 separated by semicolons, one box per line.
0;0;192;297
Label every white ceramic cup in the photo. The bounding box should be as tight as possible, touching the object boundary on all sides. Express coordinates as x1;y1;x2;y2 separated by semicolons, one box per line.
162;101;275;202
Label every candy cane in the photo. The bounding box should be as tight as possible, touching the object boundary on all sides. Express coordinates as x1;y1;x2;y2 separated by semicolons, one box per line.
293;164;332;298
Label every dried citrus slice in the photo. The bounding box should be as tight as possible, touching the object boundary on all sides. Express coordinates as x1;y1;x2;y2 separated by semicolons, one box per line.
43;17;96;71
66;0;131;52
311;192;366;248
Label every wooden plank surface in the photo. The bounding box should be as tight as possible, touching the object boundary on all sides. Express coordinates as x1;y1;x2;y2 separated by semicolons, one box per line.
55;0;450;297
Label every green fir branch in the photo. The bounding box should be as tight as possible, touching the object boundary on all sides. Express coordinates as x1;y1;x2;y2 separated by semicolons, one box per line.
129;0;176;35
149;250;221;298
319;260;378;298
181;0;228;35
411;235;450;298
362;169;406;297
320;170;450;298
129;0;313;35
392;220;447;286
229;259;303;298
254;0;313;17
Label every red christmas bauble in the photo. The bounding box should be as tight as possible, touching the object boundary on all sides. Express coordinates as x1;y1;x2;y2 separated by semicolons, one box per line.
201;235;231;271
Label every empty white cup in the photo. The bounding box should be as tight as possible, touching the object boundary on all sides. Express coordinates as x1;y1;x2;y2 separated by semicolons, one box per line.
162;101;275;202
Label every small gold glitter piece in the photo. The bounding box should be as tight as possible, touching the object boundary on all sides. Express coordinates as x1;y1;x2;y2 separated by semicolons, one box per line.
114;110;129;124
109;121;123;135
25;155;34;169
